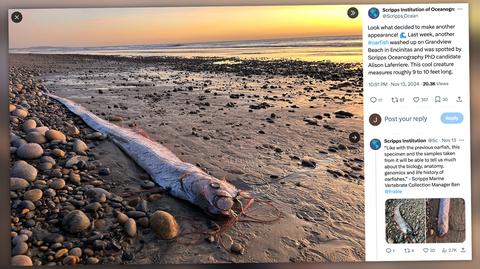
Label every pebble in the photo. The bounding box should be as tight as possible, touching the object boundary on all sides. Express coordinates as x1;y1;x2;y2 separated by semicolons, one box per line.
62;210;91;233
301;159;316;168
86;187;110;203
116;212;129;224
66;125;80;136
44;188;56;197
38;162;53;171
55;248;68;259
93;240;107;250
135;200;148;212
31;126;49;135
10;177;30;190
40;156;56;165
85;202;102;212
73;138;88;155
11;255;33;266
16;143;44;159
11;160;37;181
45;129;67;143
49;179;66;190
12;242;29;255
137;217;149;228
65;155;88;168
11;136;26;147
62;255;79;265
18;200;35;211
23;189;43;201
52;149;65;158
87;257;99;265
9;104;16;112
127;210;146;218
98;167;111;176
124;218;137;237
149;210;179;239
13;108;28;118
69;247;82;257
44;233;64;243
22;119;37;132
12;234;29;245
231;242;245;255
69;171;81;184
25;132;47;144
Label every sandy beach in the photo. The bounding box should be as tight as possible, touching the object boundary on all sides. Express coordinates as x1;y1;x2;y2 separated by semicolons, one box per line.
9;53;364;265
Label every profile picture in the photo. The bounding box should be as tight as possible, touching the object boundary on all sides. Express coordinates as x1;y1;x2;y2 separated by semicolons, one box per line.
368;7;380;19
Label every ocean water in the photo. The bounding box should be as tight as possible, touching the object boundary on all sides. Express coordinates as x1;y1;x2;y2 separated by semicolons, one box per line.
10;36;362;63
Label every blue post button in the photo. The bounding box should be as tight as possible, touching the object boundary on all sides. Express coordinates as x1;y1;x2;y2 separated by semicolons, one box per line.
441;112;463;124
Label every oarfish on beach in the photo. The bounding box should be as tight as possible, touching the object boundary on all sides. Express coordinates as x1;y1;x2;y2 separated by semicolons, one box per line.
393;203;415;235
46;92;239;217
437;198;450;237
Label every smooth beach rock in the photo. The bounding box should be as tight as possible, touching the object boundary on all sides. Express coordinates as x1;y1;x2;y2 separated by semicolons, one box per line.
73;138;88;155
11;137;27;148
13;108;28;118
85;202;102;212
10;177;30;190
11;255;33;266
24;189;43;202
37;162;53;171
30;126;49;135
9;104;16;112
16;143;44;159
231;242;245;255
85;188;110;203
52;148;65;158
25;132;47;144
45;129;67;143
11;161;37;181
40;156;56;165
63;255;79;265
22;119;37;132
49;179;65;190
69;171;81;184
124;218;137;237
66;125;80;136
65;155;88;168
149;210;179;239
12;234;28;245
12;242;29;255
116;212;128;224
69;247;82;257
62;210;91;233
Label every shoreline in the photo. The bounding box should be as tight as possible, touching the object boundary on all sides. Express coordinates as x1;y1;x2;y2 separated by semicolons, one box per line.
10;53;365;264
11;53;363;81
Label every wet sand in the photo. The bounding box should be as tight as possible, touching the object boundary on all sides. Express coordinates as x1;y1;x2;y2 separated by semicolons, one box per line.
10;53;364;264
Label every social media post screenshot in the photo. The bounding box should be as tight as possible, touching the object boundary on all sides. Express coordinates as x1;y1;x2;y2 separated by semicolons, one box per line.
6;3;469;266
363;3;471;262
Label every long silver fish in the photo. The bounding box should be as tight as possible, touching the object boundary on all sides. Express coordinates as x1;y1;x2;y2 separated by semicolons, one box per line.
47;93;239;217
437;198;450;237
393;203;415;235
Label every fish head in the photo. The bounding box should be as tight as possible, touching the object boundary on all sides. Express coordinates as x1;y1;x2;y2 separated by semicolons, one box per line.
201;181;236;218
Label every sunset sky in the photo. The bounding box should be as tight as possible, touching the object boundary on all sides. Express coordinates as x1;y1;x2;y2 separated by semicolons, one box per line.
9;5;362;48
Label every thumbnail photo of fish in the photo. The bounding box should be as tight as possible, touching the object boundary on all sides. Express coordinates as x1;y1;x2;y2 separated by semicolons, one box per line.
385;198;465;244
426;198;465;243
9;5;364;265
385;199;426;244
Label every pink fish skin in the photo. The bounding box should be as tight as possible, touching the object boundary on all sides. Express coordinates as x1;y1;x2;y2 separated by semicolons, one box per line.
437;198;450;237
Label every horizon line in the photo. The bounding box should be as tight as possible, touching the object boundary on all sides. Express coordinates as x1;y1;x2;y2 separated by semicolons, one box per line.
10;34;363;50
